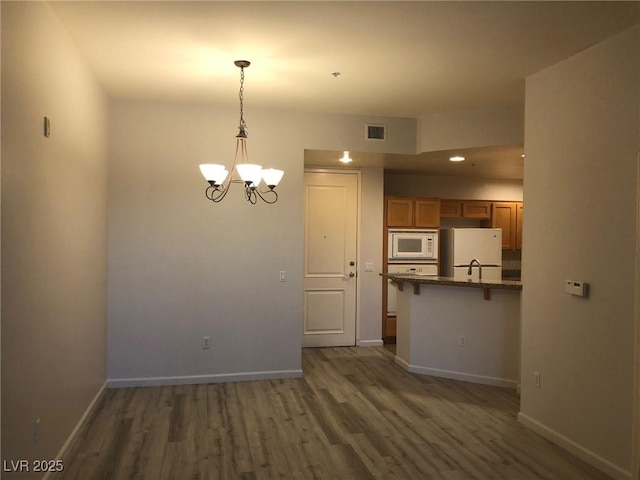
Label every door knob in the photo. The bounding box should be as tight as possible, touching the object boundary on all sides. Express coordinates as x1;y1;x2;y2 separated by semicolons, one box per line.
348;272;355;278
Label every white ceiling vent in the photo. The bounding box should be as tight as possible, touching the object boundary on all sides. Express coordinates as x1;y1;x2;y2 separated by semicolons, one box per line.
366;123;386;141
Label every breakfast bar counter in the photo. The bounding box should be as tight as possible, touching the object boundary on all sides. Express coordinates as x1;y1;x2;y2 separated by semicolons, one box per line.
382;273;521;300
381;273;522;388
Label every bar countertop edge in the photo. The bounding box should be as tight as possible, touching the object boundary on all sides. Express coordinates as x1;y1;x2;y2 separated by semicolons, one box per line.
380;273;523;291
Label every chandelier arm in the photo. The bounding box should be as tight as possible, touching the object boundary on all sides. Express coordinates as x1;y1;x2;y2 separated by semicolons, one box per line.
230;137;244;174
255;188;279;204
205;184;229;203
208;137;243;204
245;185;258;204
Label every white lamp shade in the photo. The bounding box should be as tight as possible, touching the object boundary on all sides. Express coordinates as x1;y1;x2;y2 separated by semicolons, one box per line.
262;168;284;187
199;164;228;185
236;163;263;186
211;168;229;185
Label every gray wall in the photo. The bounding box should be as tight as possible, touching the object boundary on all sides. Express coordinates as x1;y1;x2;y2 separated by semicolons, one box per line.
1;2;109;475
520;25;639;477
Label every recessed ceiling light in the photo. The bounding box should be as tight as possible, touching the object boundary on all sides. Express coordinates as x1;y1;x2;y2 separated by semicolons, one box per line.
339;151;353;164
449;156;465;162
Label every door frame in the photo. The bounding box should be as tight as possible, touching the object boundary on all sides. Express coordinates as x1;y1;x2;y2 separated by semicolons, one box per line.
304;168;362;346
633;153;640;480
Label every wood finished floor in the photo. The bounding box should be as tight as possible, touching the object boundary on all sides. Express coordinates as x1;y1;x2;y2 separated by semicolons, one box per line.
55;347;612;480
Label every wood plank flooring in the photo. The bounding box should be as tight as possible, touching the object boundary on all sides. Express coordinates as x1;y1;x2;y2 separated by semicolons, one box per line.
54;347;612;480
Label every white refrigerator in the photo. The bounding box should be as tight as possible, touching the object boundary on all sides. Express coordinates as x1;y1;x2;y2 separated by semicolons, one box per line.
440;228;502;281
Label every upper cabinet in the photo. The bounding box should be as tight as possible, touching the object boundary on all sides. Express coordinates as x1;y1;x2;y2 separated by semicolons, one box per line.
415;199;441;227
387;197;523;248
492;202;524;250
515;202;524;250
441;200;492;219
440;200;463;218
386;197;440;228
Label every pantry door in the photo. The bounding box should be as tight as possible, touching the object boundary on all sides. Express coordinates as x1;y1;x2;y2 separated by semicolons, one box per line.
303;170;358;347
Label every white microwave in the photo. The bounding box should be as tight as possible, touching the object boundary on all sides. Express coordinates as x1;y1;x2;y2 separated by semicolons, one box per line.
388;229;439;262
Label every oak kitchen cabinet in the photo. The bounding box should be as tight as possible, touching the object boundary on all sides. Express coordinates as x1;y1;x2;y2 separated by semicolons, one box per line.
440;200;492;219
385;197;441;228
492;202;523;250
383;196;440;343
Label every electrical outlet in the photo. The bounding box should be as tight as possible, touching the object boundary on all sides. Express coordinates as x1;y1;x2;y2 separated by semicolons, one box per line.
202;337;211;349
534;371;541;388
459;336;466;347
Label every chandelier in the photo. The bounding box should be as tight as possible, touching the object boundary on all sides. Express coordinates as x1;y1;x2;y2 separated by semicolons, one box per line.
199;60;284;204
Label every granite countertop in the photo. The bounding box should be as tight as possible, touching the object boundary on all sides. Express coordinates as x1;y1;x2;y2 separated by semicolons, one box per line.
381;273;522;291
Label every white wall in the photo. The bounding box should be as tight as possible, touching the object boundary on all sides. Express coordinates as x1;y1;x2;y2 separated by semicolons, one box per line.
396;285;521;388
1;2;108;475
108;101;304;383
417;105;524;153
358;167;384;345
520;25;639;478
108;103;401;385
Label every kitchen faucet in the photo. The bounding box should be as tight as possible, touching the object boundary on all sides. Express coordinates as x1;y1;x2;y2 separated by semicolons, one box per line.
468;258;482;280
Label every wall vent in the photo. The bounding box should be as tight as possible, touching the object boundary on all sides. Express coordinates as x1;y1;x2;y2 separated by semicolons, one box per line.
366;123;386;141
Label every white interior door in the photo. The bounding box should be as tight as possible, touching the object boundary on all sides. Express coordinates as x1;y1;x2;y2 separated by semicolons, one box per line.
303;171;358;347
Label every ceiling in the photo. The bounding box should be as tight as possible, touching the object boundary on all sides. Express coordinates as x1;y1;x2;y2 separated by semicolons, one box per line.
305;144;526;179
49;1;639;179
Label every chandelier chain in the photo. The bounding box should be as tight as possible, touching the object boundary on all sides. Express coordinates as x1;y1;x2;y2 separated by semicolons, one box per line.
238;66;247;132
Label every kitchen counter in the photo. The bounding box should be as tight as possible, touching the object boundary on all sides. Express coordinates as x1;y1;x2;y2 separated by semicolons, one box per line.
381;273;522;289
381;273;521;300
385;273;521;388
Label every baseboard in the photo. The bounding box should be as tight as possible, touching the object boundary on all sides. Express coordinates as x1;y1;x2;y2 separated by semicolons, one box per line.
394;355;411;371
394;356;518;389
107;369;303;388
517;412;631;480
44;381;107;480
357;339;384;347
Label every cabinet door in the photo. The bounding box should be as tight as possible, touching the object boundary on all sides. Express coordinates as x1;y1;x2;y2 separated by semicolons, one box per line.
386;198;414;227
384;315;397;338
492;202;517;249
414;199;441;228
440;200;463;218
463;201;492;219
515;203;524;250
